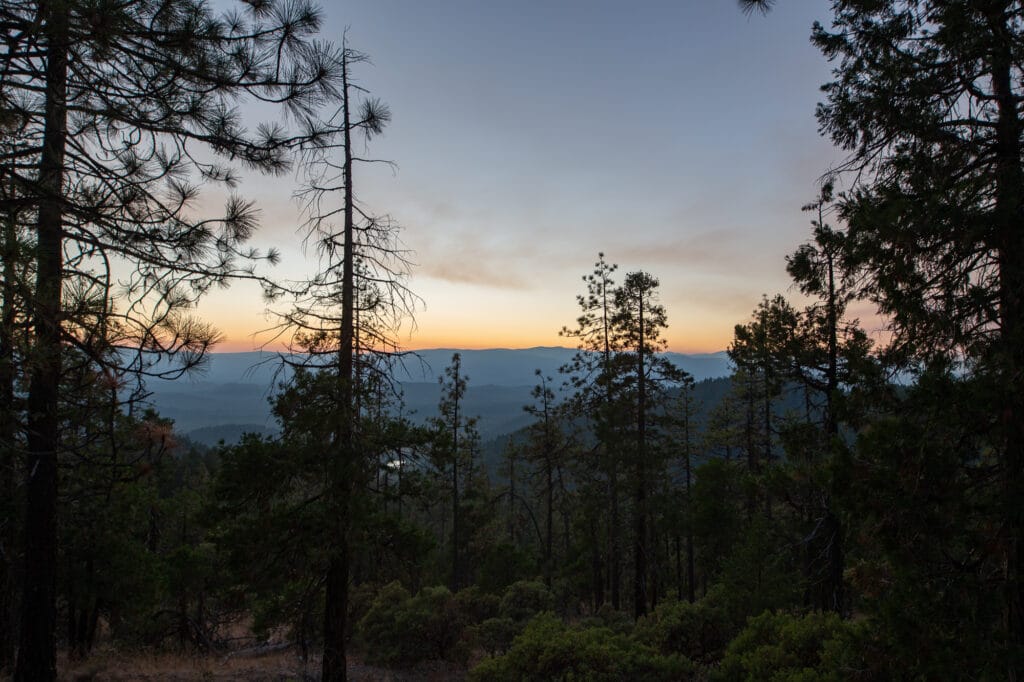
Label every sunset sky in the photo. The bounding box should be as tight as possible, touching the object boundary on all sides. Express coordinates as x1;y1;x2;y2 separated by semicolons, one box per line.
197;0;844;353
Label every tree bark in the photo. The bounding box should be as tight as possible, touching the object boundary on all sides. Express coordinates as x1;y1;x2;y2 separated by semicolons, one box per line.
15;2;69;679
322;549;349;682
322;48;358;682
990;13;1024;677
0;183;19;673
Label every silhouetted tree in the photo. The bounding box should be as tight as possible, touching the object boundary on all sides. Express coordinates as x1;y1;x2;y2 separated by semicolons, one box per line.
427;353;480;593
0;1;339;677
522;371;572;588
612;271;687;617
267;39;415;681
810;1;1024;669
561;253;623;608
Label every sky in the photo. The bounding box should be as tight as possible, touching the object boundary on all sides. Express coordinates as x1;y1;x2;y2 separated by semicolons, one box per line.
196;0;846;353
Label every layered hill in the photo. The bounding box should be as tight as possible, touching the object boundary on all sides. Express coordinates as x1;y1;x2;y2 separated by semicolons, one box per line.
144;347;732;445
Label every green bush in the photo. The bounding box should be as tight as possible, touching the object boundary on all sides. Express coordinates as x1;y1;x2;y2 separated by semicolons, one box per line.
356;582;415;665
453;585;501;623
634;588;737;663
712;610;850;682
470;612;695;682
499;580;555;622
346;581;381;638
466;617;517;656
579;604;634;635
356;582;467;666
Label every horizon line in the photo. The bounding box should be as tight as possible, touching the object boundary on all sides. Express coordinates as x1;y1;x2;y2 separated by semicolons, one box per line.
205;344;730;356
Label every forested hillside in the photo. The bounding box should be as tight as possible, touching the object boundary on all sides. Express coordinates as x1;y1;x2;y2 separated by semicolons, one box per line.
1;1;1022;681
142;348;731;444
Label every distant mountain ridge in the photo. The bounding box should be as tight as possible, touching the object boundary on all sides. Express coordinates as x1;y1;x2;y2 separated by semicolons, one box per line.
394;347;731;386
145;347;733;445
160;346;731;387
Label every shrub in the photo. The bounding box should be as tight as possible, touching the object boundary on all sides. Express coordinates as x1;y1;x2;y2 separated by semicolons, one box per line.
356;582;417;665
470;612;695;682
499;580;555;623
579;604;634;636
346;581;381;638
453;585;501;623
633;587;737;663
466;617;517;656
356;582;467;666
712;610;850;682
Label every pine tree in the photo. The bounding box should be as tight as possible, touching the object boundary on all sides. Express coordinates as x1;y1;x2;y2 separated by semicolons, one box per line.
809;1;1024;668
612;271;687;617
728;295;799;517
430;353;480;593
0;1;338;677
522;371;572;588
272;40;412;681
560;253;624;609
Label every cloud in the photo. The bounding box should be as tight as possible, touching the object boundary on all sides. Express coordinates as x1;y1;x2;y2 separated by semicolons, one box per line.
410;223;537;289
613;227;745;269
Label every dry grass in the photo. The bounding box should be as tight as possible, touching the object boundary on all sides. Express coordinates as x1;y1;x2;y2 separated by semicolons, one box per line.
56;648;467;681
58;647;314;681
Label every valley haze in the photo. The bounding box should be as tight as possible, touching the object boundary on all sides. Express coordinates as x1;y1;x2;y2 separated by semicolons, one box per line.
146;347;731;445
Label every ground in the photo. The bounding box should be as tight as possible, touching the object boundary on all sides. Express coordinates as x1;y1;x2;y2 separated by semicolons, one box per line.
55;649;467;682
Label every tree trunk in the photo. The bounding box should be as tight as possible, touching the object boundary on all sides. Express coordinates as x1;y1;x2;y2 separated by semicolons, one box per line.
685;459;695;604
15;3;69;679
322;549;349;682
990;18;1024;678
322;49;358;682
609;460;621;610
633;288;647;619
590;515;603;609
823;242;845;615
0;186;19;673
450;364;461;592
508;448;516;544
544;456;553;588
744;375;757;519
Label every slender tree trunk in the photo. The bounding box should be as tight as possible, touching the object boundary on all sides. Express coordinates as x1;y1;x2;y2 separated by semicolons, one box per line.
744;375;757;519
761;323;772;520
451;444;460;591
15;3;68;679
648;509;658;610
322;547;349;682
609;459;621;610
822;241;845;616
322;50;357;682
674;533;682;601
685;443;695;604
450;357;462;593
544;455;553;587
990;17;1024;678
558;465;571;565
0;190;19;673
633;288;647;619
507;445;515;544
601;276;622;611
590;514;603;609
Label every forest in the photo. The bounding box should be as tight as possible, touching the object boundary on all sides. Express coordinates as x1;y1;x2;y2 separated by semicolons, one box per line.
1;0;1023;680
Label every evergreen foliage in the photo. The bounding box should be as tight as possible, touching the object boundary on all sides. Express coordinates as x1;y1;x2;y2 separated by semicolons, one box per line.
1;1;1022;679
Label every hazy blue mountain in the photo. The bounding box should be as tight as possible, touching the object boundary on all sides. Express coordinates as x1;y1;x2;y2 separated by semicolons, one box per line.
395;347;731;385
143;347;732;444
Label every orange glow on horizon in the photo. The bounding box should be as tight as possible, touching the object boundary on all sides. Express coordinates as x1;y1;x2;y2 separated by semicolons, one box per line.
210;325;732;355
